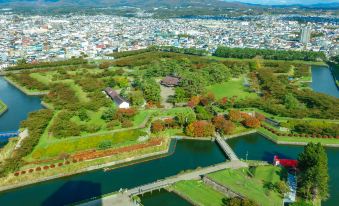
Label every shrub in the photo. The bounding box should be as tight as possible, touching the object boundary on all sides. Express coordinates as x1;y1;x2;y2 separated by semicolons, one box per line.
28;169;34;173
14;172;20;176
21;171;26;175
58;163;63;167
36;167;41;171
98;140;112;150
121;119;133;128
43;166;49;170
50;164;55;168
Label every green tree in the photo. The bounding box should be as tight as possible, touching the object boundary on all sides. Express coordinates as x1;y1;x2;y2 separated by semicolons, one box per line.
297;143;329;201
101;107;116;122
129;90;145;106
141;78;161;102
284;93;300;109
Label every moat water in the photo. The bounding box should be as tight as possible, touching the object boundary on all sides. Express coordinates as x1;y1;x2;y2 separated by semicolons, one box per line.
0;76;43;132
0;139;227;206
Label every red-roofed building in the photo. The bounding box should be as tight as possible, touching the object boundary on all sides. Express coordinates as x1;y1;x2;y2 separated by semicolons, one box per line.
273;155;298;168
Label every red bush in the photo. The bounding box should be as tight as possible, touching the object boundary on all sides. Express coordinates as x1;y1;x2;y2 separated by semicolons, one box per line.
50;164;55;168
29;169;34;173
36;167;41;171
58;162;63;167
14;172;20;176
187;96;200;108
43;166;49;170
21;171;26;175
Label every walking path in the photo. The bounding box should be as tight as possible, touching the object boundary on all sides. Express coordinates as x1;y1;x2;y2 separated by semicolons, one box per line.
78;161;248;206
215;134;239;161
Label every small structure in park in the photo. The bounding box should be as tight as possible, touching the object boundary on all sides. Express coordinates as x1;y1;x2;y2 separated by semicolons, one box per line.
104;87;130;109
273;155;298;168
160;76;180;87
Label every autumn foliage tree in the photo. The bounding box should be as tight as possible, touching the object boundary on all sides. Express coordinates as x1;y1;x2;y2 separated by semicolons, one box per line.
243;117;261;128
212;115;235;135
228;110;242;122
151;120;165;133
186;121;215;137
187;96;200;108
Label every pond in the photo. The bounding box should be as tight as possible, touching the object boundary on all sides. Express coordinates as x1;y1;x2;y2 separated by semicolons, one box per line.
0;76;43;132
0;139;226;206
228;133;339;206
311;65;339;98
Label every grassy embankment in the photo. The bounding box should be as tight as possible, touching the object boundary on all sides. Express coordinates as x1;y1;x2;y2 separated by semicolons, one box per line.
170;180;226;206
0;99;7;116
207;166;284;206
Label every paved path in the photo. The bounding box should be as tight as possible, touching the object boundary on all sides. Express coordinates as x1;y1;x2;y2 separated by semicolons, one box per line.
215;134;239;161
79;161;248;206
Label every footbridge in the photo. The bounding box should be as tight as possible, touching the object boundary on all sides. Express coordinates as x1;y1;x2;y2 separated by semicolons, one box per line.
215;133;239;161
79;161;248;206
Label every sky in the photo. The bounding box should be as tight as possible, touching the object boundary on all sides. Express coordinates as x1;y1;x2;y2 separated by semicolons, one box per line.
224;0;339;5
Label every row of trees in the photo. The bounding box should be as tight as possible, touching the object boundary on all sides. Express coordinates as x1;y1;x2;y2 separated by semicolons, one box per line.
6;57;88;71
0;109;53;177
9;73;49;91
282;120;339;137
214;47;326;61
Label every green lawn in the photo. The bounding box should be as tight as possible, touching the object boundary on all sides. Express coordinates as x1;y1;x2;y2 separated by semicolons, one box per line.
171;180;226;206
0;99;7;115
206;78;257;100
252;165;285;184
207;168;283;206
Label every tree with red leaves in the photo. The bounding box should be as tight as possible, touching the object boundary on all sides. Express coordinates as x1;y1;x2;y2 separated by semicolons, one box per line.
151;120;165;133
212;115;235;135
186;121;215;137
243;117;261;128
187;96;200;108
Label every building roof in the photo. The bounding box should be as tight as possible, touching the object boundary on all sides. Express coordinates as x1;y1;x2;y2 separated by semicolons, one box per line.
104;87;128;105
160;76;180;86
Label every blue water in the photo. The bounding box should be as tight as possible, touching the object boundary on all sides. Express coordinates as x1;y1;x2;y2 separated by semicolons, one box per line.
311;66;339;98
0;76;43;132
0;140;226;206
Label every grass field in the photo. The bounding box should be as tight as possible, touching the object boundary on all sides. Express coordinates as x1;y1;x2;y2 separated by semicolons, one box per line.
171;180;226;206
28;129;147;160
206;78;257;100
207;168;283;206
0;99;7;115
252;165;285;184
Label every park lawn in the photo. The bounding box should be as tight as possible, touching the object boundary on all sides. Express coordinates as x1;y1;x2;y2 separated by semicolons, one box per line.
171;180;226;206
252;165;285;184
258;128;339;145
206;78;257;100
28;129;147;160
207;168;283;206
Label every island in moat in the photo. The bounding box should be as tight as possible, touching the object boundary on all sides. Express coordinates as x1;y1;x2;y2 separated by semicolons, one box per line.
0;47;338;206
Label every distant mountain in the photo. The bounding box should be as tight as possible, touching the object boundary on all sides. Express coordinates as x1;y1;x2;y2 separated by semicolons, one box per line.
240;1;339;9
0;0;249;8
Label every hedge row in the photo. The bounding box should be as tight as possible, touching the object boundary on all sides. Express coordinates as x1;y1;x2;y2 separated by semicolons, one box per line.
262;125;339;139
